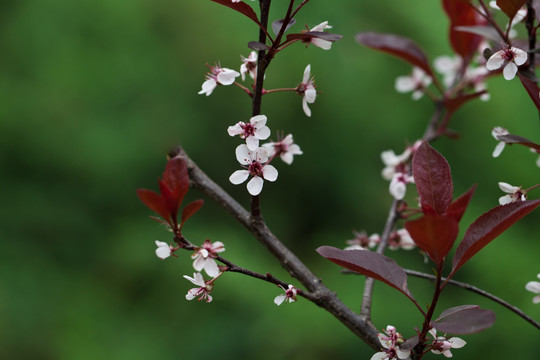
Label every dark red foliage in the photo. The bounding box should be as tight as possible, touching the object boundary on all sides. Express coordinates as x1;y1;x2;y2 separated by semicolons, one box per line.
316;246;415;301
495;0;527;19
405;214;459;265
432;305;496;334
210;0;261;27
137;157;203;232
497;133;540;152
451;199;540;274
355;32;434;78
442;0;485;61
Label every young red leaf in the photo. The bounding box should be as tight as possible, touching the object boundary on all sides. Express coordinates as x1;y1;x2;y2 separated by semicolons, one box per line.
517;72;540;112
162;157;189;204
355;32;434;78
136;189;170;222
497;134;540;152
412;142;453;215
181;199;204;229
452;199;540;274
432;305;496;334
316;246;415;301
405;214;459;265
443;0;485;60
496;0;527;19
446;185;477;222
210;0;261;27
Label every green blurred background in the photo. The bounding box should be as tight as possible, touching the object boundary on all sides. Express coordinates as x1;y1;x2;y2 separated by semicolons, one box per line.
2;0;539;359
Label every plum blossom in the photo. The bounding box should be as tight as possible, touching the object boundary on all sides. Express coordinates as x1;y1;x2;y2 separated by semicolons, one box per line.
308;21;333;50
262;134;303;165
526;273;540;304
184;272;213;303
381;148;412;180
434;55;461;88
498;182;527;205
192;240;225;277
395;67;432;100
344;231;380;250
434;55;490;101
389;172;414;200
388;229;416;251
486;47;527;80
228;115;271;151
198;63;240;96
371;325;410;360
491;126;510;157
274;284;298;305
296;65;317;117
429;329;466;357
229;144;278;196
155;240;176;259
240;51;258;81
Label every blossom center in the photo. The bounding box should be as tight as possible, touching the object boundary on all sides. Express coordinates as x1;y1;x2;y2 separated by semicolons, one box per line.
242;123;255;137
502;49;516;62
248;161;264;176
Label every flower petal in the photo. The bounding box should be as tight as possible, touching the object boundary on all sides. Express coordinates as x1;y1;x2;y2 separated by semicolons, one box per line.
526;281;540;293
486;51;505;70
198;79;217;96
492;141;505;157
262;165;278;181
251;114;267;127
229;170;250;185
302;97;312;117
512;47;528;66
235;144;252;164
246;136;259;151
204;259;220;277
503;61;518;80
255;126;271;140
303;65;311;83
247;176;264;196
274;294;286;305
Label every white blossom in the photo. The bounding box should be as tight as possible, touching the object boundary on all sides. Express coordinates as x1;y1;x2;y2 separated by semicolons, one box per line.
240;51;258;81
229;145;278;196
274;285;298;305
155;240;173;259
296;65;317;117
198;64;240;96
309;21;333;50
262;134;303;165
429;329;466;358
395;67;432;100
228;115;271;151
486;47;527;80
498;182;527;205
184;273;213;303
192;240;225;277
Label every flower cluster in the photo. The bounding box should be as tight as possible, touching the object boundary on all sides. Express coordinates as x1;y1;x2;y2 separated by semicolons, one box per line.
228;116;302;196
371;325;410;360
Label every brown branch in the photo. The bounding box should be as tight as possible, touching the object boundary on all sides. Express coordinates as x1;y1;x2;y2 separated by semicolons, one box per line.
170;146;381;349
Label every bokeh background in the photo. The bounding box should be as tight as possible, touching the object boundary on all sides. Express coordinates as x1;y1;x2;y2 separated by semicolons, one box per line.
2;0;539;359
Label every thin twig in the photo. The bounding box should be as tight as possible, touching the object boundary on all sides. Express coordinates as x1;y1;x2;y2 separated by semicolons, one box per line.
405;269;540;330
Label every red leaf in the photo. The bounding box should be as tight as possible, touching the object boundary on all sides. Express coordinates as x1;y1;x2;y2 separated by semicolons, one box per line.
496;0;527;19
162;157;190;205
442;0;485;60
317;246;415;300
451;199;540;274
497;134;540;152
433;305;496;334
517;72;540;112
355;32;434;78
181;199;204;229
136;189;170;223
210;0;261;27
412;142;454;215
446;185;477;222
405;214;459;265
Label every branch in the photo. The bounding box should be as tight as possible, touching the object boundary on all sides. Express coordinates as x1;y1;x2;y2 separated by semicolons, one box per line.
170;146;381;349
405;268;540;330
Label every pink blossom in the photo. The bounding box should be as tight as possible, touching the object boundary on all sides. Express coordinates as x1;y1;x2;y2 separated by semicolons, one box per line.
486;47;527;80
388;229;416;251
198;63;240;96
192;240;225;277
344;231;380;250
498;182;527;205
262;134;303;165
184;273;214;303
155;240;175;259
429;329;466;358
491;126;509;157
240;51;258;81
228;115;271;151
526;273;540;304
296;65;317;117
389;172;414;200
309;21;333;50
395;67;432;100
371;325;410;360
274;284;298;305
229;145;278;196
